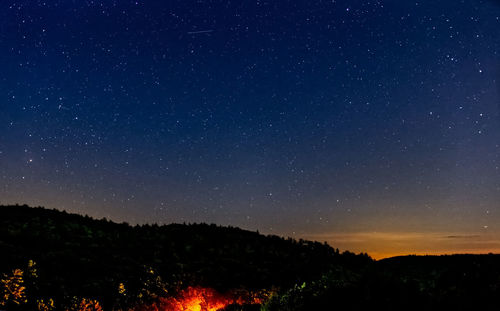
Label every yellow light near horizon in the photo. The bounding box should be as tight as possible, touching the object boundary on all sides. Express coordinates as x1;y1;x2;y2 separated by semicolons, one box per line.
301;231;500;260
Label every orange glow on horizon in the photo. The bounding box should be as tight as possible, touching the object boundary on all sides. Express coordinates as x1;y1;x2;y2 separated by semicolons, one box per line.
301;231;500;260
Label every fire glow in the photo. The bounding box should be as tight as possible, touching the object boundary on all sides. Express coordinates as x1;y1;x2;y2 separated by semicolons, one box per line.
134;286;266;311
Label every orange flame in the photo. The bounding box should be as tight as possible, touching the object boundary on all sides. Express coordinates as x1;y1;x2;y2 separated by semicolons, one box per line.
133;286;263;311
164;287;229;311
133;287;232;311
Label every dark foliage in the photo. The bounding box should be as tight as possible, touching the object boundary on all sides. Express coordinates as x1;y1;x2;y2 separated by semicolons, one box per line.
261;254;500;311
3;205;500;310
362;254;500;310
0;205;370;310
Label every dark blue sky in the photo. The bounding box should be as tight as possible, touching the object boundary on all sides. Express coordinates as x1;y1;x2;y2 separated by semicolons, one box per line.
1;0;499;257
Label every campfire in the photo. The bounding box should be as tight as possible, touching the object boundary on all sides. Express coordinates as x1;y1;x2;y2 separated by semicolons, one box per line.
134;286;268;311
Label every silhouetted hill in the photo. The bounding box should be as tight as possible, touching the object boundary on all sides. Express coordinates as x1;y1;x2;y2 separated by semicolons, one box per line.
0;204;371;310
262;253;500;311
365;254;500;310
2;205;500;311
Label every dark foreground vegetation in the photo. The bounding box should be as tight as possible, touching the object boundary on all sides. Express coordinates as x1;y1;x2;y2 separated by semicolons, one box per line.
1;205;499;310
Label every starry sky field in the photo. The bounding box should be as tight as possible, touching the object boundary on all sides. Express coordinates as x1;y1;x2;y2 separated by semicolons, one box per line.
0;0;499;259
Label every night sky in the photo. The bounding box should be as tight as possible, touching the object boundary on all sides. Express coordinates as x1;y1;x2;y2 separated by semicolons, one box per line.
1;0;499;258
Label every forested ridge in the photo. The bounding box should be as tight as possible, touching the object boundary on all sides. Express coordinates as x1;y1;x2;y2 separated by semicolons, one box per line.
1;205;500;311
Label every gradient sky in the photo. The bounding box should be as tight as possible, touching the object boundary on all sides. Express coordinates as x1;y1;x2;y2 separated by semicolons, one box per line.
0;0;499;259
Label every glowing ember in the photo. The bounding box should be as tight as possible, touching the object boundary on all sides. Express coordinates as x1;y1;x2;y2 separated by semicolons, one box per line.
133;286;267;311
162;287;229;311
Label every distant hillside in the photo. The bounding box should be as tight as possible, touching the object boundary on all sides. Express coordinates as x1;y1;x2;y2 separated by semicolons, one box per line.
0;205;371;310
3;205;500;311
